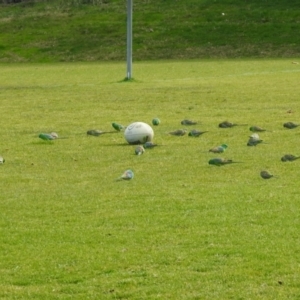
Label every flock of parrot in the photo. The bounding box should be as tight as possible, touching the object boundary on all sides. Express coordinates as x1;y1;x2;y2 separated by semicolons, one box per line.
169;120;300;180
114;119;300;181
1;119;298;181
136;119;300;180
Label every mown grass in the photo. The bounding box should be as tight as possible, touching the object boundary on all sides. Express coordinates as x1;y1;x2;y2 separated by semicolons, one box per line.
1;59;300;299
0;0;300;62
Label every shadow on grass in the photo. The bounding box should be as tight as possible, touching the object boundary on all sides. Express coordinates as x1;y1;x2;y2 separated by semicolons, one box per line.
117;77;142;83
30;141;55;145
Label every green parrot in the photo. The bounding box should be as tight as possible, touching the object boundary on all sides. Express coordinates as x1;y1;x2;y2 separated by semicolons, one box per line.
283;122;299;129
219;121;247;128
181;119;198;125
209;144;228;153
208;157;241;166
39;132;68;140
260;170;276;179
112;122;125;131
249;126;268;132
169;129;187;136
281;154;300;162
39;133;57;140
152;118;160;126
188;129;208;137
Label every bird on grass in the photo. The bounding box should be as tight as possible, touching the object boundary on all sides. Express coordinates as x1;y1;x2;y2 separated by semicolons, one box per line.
116;169;134;181
209;144;228;153
87;129;116;136
39;132;68;140
208;157;241;166
249;126;268;132
218;121;247;128
281;154;300;162
39;132;58;140
143;141;158;149
247;133;264;146
260;170;277;179
169;129;187;136
112;122;125;131
188;129;208;137
0;156;5;164
283;122;299;129
181;119;198;125
135;145;145;155
87;129;104;136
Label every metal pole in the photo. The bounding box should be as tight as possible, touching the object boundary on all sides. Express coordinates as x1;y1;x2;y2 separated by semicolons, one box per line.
126;0;132;80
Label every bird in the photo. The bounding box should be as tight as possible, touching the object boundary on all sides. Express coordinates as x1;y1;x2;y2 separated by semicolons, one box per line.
168;129;187;136
135;145;145;155
87;129;104;136
281;154;300;162
208;157;241;166
152;118;160;126
209;144;228;153
249;126;268;132
0;156;5;164
112;122;125;131
39;133;57;140
247;133;264;146
143;141;158;149
39;132;68;140
117;169;134;181
283;122;299;129
260;170;276;179
218;121;247;128
188;129;208;137
181;119;198;125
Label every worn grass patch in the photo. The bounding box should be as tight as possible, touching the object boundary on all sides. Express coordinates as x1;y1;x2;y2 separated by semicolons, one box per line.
1;59;300;299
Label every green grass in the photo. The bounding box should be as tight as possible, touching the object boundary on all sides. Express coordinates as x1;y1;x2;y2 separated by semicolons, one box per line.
1;58;300;299
0;0;300;62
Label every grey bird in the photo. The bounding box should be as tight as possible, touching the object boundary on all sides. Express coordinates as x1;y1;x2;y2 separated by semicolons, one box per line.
218;121;247;128
116;169;134;181
143;141;158;149
260;170;276;179
188;129;208;137
209;144;228;153
283;122;299;129
249;126;268;132
181;119;198;125
87;129;116;136
87;129;104;136
169;129;187;136
247;133;264;146
135;145;145;155
209;157;241;166
0;156;5;164
281;154;300;162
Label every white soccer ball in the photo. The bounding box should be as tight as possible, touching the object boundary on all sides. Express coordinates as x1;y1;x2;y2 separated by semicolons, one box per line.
124;122;154;144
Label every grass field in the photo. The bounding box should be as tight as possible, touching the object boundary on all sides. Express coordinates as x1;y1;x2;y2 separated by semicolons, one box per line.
1;58;300;299
1;0;300;62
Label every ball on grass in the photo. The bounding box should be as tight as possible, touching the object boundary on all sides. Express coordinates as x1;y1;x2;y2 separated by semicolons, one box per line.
124;122;154;145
